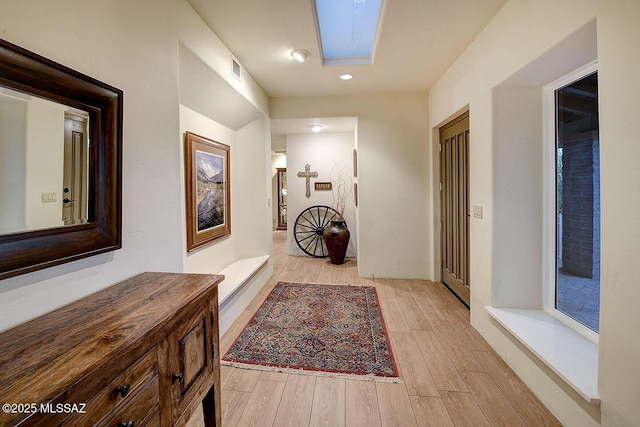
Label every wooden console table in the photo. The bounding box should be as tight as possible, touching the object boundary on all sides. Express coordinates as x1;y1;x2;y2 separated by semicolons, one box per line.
0;272;224;427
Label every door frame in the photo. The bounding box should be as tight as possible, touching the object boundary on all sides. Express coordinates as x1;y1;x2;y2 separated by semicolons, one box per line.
62;111;89;226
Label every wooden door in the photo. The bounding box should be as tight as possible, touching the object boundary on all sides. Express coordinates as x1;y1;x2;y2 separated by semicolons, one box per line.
440;112;470;306
167;300;214;425
62;112;88;225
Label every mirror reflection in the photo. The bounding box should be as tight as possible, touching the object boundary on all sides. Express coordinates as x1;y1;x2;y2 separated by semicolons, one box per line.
276;168;287;230
0;86;90;234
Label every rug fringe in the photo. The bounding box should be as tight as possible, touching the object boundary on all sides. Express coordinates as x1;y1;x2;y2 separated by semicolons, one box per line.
221;360;404;384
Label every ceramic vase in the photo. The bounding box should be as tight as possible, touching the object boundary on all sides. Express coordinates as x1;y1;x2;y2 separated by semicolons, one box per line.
323;218;350;265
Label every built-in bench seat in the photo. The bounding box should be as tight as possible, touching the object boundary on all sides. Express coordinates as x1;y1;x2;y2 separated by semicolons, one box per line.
217;255;271;334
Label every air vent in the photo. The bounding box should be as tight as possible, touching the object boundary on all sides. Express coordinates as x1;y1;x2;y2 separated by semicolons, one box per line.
231;56;241;80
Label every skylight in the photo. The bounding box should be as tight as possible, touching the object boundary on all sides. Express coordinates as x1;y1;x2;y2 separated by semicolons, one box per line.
313;0;384;66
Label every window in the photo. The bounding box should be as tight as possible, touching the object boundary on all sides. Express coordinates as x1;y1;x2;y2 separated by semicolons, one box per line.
312;0;384;66
545;63;600;336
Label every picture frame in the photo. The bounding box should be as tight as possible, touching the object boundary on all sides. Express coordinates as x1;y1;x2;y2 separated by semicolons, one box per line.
314;182;332;191
185;131;230;251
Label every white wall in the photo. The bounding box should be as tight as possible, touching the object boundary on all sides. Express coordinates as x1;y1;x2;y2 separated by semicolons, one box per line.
491;87;543;308
0;0;271;332
0;98;27;233
24;98;65;231
429;0;640;425
270;93;429;279
233;116;272;260
286;132;356;258
0;95;66;233
596;1;640;425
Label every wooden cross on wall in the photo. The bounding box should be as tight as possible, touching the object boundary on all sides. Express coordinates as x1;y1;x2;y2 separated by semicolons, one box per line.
297;164;318;198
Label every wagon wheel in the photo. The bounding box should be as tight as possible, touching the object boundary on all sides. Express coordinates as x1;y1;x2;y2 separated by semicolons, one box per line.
293;205;342;258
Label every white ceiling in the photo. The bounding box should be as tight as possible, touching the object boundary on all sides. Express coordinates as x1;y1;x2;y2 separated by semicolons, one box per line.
271;117;357;152
187;0;507;98
271;117;357;136
186;0;507;145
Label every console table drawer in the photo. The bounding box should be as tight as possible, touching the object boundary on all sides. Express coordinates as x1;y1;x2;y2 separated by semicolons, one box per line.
62;348;158;427
100;376;159;427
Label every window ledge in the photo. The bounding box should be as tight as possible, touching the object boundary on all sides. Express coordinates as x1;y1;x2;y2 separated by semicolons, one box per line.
485;307;599;404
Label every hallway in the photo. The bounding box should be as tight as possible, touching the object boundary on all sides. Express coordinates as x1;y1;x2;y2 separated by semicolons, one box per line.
208;231;561;426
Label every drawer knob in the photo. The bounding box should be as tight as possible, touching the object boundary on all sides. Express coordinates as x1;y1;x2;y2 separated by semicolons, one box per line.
114;383;130;398
173;372;184;382
118;421;134;427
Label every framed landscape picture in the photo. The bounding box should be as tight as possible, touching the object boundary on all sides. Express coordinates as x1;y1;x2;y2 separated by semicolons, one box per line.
185;131;230;251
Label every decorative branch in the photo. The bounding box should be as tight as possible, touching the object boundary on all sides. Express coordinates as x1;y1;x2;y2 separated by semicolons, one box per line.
329;160;353;219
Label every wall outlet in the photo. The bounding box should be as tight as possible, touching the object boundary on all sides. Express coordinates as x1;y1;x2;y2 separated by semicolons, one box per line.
41;192;56;203
473;205;483;219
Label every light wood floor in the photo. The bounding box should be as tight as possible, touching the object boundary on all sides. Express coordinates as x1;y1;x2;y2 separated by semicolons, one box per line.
192;231;561;426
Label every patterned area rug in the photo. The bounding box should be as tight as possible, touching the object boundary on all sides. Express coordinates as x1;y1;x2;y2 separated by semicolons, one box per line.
222;281;399;381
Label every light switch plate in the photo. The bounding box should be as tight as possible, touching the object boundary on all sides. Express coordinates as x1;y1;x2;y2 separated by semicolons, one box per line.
473;205;483;219
41;192;56;203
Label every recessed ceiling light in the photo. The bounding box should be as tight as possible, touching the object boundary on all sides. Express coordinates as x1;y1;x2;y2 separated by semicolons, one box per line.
291;49;310;62
311;125;323;133
340;74;354;81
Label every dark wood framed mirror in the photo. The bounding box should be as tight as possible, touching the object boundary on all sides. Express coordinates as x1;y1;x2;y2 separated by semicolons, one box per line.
0;39;123;280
